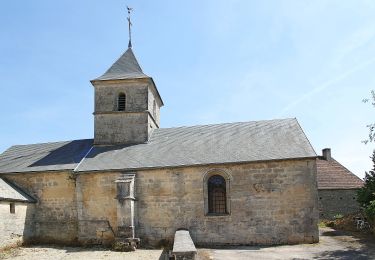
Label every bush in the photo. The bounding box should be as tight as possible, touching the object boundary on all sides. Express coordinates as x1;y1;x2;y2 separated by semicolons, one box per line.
364;200;375;223
357;150;375;223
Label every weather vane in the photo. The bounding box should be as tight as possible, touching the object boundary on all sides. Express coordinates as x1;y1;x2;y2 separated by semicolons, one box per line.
127;6;133;48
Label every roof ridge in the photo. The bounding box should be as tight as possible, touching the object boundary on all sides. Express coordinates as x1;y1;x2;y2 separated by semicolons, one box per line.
5;138;94;149
157;118;296;131
73;146;94;172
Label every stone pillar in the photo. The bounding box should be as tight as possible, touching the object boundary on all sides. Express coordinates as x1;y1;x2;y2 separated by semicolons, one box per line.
114;173;140;251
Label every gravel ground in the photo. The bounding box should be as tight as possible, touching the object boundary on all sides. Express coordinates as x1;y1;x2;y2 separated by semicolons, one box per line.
1;228;374;260
198;228;375;260
0;246;164;260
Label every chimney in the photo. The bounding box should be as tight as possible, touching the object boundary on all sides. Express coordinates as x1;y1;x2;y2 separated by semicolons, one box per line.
322;148;331;161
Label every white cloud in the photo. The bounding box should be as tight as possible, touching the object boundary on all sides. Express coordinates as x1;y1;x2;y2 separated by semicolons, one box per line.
278;57;375;116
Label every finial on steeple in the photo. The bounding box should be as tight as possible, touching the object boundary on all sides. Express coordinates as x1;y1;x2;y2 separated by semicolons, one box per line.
127;6;133;48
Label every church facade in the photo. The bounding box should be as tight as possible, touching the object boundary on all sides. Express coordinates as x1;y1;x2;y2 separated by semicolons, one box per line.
0;45;319;247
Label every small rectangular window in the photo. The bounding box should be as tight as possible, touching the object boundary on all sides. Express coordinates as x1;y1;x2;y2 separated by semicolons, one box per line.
118;93;126;111
10;202;15;214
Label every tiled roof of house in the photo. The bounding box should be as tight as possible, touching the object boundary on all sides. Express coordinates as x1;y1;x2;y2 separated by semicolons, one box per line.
0;178;36;203
317;156;363;190
0;118;316;174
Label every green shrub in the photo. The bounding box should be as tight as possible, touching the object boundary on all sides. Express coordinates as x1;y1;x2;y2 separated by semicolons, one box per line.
364;200;375;223
334;214;344;220
357;150;375;222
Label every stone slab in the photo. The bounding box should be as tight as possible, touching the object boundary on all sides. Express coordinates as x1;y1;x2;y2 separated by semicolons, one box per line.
172;230;197;260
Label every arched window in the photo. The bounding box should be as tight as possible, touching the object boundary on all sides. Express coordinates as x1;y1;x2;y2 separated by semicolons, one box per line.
118;93;126;111
208;175;227;214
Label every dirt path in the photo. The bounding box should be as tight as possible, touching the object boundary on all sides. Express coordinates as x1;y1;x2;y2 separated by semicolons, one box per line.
198;228;375;260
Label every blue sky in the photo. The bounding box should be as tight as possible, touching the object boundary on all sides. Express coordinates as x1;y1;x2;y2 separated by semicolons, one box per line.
0;1;374;178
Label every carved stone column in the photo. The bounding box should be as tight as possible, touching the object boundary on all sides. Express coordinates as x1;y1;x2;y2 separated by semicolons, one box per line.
114;173;140;251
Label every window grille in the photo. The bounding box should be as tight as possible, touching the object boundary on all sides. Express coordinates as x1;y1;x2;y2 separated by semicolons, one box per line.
208;175;227;214
118;93;126;111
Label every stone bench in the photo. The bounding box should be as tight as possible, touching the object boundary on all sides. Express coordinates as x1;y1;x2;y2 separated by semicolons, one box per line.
172;230;197;260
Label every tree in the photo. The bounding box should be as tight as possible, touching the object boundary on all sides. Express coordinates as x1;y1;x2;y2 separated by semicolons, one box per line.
363;90;375;144
357;150;375;220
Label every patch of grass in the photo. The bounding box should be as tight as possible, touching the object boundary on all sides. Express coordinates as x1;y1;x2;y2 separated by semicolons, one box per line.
334;214;344;220
318;220;335;228
318;221;327;228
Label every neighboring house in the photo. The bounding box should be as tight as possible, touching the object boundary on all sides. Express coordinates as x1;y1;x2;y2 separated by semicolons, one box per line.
317;148;364;219
0;178;36;248
0;44;320;247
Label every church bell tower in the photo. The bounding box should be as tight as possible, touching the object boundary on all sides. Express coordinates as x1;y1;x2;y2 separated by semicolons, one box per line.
91;11;163;146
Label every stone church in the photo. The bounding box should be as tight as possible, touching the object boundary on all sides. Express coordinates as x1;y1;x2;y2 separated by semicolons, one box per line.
0;43;319;247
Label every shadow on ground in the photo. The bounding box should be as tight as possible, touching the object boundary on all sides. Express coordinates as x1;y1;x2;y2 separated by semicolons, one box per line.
313;229;375;260
197;228;375;260
21;244;110;253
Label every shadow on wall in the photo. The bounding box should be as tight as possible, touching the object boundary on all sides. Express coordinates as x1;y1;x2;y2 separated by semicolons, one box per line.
22;196;79;245
22;203;35;244
22;204;102;246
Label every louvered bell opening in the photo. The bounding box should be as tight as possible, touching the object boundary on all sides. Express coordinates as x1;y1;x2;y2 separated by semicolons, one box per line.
118;94;126;111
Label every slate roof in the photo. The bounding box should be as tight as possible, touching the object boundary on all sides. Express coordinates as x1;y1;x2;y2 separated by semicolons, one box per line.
77;118;316;172
0;178;36;202
317;156;363;189
0;118;317;174
93;48;149;81
0;139;93;173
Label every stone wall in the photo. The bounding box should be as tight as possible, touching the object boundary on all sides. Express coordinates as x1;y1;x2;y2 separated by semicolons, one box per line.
94;80;148;112
136;159;319;246
93;79;161;145
318;189;360;219
147;87;161;126
0;202;32;248
3;172;78;244
94;112;149;145
2;159;319;247
76;159;319;247
75;173;118;245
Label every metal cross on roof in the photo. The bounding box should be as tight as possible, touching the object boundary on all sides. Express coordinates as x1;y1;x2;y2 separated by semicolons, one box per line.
127;6;133;48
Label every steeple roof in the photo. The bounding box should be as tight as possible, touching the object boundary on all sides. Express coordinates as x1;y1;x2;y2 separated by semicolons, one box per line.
93;48;149;81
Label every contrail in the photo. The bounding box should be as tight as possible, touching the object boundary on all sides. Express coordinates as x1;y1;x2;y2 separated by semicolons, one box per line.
278;57;375;116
